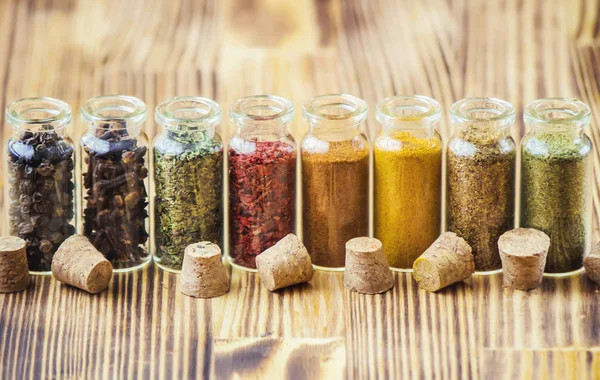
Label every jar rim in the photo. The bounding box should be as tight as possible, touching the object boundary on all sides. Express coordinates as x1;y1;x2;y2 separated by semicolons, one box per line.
229;95;294;125
81;95;147;127
450;97;515;125
303;94;367;126
524;97;591;126
376;95;441;125
5;97;72;128
155;96;221;130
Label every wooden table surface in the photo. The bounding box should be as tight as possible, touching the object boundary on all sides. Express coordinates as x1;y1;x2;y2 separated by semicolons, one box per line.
1;0;600;379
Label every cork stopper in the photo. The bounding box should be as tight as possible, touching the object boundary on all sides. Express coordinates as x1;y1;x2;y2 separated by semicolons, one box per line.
0;236;30;293
180;242;229;298
498;228;550;291
344;237;394;294
583;242;600;286
413;232;475;292
256;234;314;291
51;235;113;294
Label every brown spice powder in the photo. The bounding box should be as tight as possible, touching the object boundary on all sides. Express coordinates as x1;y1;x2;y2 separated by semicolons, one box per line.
302;139;369;268
446;129;516;271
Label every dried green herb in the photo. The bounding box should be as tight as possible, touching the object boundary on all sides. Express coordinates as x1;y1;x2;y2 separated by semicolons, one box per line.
447;128;516;271
154;129;223;270
520;132;592;273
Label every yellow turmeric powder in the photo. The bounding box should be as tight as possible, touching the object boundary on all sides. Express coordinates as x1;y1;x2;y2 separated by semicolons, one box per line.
374;131;442;269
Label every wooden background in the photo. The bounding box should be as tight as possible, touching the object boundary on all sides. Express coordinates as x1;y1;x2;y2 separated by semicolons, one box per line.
1;0;600;378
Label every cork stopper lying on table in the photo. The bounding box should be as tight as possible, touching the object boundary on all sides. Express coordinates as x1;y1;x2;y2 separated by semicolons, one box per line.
413;232;475;292
344;237;394;294
0;236;30;293
256;234;314;291
180;242;229;298
51;235;113;294
498;228;550;291
584;242;600;286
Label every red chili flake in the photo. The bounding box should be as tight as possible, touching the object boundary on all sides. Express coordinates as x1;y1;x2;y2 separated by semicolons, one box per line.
229;140;296;268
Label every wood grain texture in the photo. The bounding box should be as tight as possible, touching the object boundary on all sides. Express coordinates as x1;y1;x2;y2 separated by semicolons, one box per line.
1;0;600;379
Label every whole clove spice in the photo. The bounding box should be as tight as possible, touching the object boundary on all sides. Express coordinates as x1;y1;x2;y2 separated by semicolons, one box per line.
6;126;76;272
302;139;369;268
447;126;516;271
229;140;296;269
154;129;223;270
82;119;149;269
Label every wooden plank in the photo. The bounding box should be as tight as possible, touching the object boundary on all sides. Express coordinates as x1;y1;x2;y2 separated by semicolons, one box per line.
1;0;600;379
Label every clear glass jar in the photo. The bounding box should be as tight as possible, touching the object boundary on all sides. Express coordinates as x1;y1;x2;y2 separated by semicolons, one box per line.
374;95;442;270
521;98;592;274
301;94;369;270
228;95;296;270
3;97;76;274
80;95;150;272
153;96;223;272
447;97;516;272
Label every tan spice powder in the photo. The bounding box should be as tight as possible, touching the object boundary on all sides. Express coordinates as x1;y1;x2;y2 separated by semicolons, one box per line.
447;129;516;271
302;140;369;268
374;133;442;268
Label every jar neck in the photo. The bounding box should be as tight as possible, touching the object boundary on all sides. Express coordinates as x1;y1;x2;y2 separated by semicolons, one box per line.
230;95;293;142
377;95;441;138
6;97;72;138
303;94;368;142
156;96;221;141
309;123;361;141
451;97;515;142
524;98;590;140
82;95;147;139
88;119;142;139
236;121;288;141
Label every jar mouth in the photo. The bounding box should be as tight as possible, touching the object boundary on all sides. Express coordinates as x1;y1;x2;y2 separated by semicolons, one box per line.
229;95;294;125
156;96;221;130
450;97;515;126
376;95;441;126
524;98;591;126
6;97;72;129
81;95;147;128
303;94;367;126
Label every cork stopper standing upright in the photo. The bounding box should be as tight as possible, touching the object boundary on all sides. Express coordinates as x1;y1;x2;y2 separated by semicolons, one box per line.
498;228;550;290
344;237;394;294
180;242;229;298
584;242;600;285
0;236;30;293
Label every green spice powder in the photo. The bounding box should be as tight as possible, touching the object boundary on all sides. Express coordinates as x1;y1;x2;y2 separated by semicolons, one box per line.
521;132;592;273
447;128;516;271
154;130;223;270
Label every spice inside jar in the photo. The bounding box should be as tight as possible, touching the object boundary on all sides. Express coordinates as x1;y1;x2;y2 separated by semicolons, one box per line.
446;97;516;272
374;96;442;269
153;97;224;271
81;95;150;271
301;94;369;269
228;95;296;269
4;97;76;272
520;98;593;273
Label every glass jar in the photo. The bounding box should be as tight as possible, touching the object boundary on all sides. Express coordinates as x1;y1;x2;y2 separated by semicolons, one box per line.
301;94;369;270
521;98;592;274
447;97;516;272
153;96;223;272
80;95;150;272
228;95;296;270
374;95;442;270
3;97;76;273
